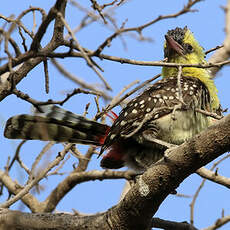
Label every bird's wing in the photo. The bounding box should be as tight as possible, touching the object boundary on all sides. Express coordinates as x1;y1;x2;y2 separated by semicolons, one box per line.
102;76;212;150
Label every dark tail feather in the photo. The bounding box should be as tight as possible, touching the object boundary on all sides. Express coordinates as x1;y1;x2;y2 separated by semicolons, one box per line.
4;113;109;145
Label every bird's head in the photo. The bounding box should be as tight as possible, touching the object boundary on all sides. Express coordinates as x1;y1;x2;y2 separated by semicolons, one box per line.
163;26;205;64
162;26;208;78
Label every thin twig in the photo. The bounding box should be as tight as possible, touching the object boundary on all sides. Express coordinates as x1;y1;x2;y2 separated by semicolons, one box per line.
51;58;111;101
195;109;223;120
95;74;161;120
16;155;31;175
108;79;140;108
43;59;49;94
12;88;102;107
205;45;224;55
56;11;111;90
177;66;184;103
190;153;230;225
7;140;27;172
92;0;202;55
0;143;72;208
90;0;107;24
28;142;55;183
202;215;230;230
47;154;71;176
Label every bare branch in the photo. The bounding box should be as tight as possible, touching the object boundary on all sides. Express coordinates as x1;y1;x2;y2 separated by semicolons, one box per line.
0;114;230;229
190;153;230;225
208;0;230;77
43;59;49;94
43;169;137;212
93;0;202;55
51;58;112;101
28;141;55;183
205;45;224;55
0;171;41;212
152;217;198;230
95;73;161;120
56;11;111;90
0;143;71;209
11;87;103;107
202;215;230;230
197;167;230;189
0;0;67;102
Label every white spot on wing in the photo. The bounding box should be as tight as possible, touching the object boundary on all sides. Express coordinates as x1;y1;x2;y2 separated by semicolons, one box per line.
146;108;151;112
139;100;145;104
132;109;137;114
133;121;140;126
154;114;159;119
110;134;116;140
120;121;126;126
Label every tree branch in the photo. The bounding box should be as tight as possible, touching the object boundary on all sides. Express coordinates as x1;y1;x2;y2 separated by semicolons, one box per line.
208;0;230;77
196;167;230;189
0;114;229;229
0;0;67;102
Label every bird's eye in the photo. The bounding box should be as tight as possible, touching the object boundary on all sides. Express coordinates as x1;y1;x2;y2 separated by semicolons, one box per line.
185;44;193;52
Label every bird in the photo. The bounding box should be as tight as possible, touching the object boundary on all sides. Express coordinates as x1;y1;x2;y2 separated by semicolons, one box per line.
4;27;221;171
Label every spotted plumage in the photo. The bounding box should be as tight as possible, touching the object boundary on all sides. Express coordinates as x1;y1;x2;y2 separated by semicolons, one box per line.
4;27;222;171
104;77;209;145
99;75;220;170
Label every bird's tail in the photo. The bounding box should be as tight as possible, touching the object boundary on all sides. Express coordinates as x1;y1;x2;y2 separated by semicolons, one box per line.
4;105;110;145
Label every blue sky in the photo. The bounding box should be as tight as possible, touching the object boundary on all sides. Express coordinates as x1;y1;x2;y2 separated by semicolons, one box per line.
0;0;230;229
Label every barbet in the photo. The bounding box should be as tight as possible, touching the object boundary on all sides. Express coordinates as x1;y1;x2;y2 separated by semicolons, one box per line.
4;27;221;171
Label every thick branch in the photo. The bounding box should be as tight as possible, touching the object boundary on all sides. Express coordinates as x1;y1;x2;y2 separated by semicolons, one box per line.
43;170;137;212
0;114;229;230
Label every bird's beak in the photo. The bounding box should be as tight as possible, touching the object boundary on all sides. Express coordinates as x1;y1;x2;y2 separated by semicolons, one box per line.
165;35;186;56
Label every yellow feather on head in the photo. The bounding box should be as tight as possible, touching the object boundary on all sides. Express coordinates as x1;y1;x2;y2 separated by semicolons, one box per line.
162;27;219;110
